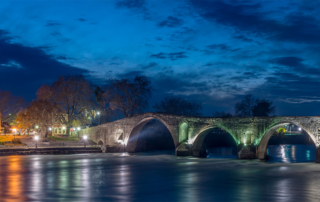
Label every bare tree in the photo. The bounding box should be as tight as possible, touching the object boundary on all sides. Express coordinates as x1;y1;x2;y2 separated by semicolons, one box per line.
0;90;24;133
37;75;96;134
103;76;152;117
234;94;256;117
153;96;202;116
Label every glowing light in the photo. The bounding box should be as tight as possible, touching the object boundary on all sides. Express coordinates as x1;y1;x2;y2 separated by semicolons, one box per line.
35;125;39;129
49;128;52;131
62;126;66;129
299;128;301;131
97;111;100;115
73;128;76;130
83;135;88;140
243;138;246;144
77;127;80;130
13;128;17;132
34;136;39;140
118;139;124;144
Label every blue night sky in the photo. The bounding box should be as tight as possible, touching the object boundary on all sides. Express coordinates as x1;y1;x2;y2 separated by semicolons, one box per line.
1;0;320;116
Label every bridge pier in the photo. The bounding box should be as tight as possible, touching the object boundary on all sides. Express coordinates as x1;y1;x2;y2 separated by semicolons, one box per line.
316;147;320;163
238;145;257;159
176;142;192;156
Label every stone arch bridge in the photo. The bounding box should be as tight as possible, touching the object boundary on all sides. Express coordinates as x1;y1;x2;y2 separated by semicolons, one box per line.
77;112;320;162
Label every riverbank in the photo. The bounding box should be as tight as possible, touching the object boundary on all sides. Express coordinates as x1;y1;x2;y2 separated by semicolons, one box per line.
0;147;102;156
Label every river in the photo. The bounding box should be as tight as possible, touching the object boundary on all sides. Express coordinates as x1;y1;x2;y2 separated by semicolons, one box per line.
0;145;320;202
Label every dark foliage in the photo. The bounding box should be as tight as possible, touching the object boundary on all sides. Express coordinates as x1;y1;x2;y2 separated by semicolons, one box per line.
153;96;202;116
212;111;233;118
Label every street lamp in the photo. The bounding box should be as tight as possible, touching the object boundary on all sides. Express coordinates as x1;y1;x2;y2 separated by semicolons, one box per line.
34;135;39;148
97;111;101;125
83;135;88;148
13;128;16;139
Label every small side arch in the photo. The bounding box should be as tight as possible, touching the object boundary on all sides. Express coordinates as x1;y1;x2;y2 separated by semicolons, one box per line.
126;115;177;153
192;125;238;157
179;121;189;143
257;122;316;160
98;140;104;145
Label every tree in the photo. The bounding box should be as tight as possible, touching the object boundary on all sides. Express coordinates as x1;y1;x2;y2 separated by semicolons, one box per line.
103;76;152;117
27;100;58;137
234;94;256;117
15;109;34;135
212;111;233;118
153;96;202;116
0;90;24;133
37;75;96;134
252;99;276;116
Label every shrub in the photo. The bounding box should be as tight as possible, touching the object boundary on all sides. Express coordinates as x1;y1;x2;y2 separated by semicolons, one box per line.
12;138;22;144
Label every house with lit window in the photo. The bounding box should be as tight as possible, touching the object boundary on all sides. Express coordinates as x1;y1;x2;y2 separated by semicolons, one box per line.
52;124;67;135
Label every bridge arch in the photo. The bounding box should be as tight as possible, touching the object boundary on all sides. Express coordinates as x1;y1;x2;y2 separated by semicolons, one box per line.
192;125;238;157
257;122;316;160
126;115;177;153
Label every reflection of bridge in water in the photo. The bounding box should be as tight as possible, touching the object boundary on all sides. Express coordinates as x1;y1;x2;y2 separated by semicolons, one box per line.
77;112;320;162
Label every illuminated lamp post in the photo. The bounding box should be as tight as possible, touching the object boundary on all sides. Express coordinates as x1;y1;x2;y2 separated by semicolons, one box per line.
35;125;39;136
83;135;87;148
97;111;101;125
35;135;39;148
13;128;16;139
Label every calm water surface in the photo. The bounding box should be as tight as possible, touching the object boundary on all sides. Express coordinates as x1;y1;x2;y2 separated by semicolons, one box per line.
0;145;320;202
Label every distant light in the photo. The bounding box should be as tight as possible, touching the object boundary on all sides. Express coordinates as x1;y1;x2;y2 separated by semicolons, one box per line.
35;136;39;140
35;125;39;129
73;128;76;130
299;128;301;131
62;126;66;129
77;127;80;130
97;111;100;115
49;127;52;131
13;128;17;132
83;135;87;140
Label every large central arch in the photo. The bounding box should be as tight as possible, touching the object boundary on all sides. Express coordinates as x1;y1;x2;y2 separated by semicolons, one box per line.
126;115;177;153
192;126;238;157
257;122;316;160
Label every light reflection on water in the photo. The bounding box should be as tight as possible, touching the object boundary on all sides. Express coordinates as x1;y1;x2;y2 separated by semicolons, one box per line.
207;145;316;163
267;145;316;163
0;152;319;201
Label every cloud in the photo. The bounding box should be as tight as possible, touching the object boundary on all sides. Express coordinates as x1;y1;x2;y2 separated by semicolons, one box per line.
116;0;145;9
158;16;184;28
115;0;151;20
201;43;240;55
0;30;89;101
118;70;144;78
233;35;254;43
139;62;158;70
50;31;71;43
190;0;320;44
78;18;86;22
45;20;62;26
271;56;304;68
150;52;188;60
